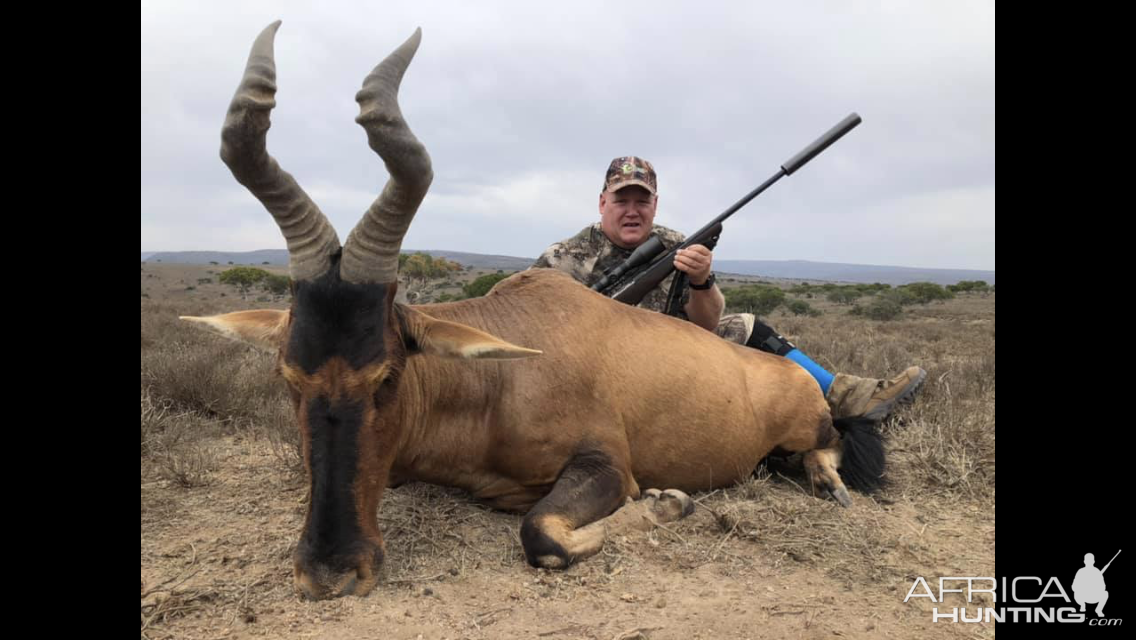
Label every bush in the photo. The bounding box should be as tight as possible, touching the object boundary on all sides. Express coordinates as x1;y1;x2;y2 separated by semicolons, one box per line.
141;334;283;425
899;282;955;304
854;282;891;295
785;299;822;317
879;288;917;306
152;422;219;487
947;280;991;294
463;272;513;298
788;283;812;295
219;267;270;296
399;253;464;289
862;298;903;321
141;389;219;487
724;285;785;316
826;289;862;305
262;273;291;297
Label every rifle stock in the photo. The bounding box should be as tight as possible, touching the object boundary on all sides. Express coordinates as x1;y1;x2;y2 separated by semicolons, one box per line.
605;223;722;304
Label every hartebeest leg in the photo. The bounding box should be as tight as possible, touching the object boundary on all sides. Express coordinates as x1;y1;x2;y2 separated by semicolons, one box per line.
521;450;629;569
567;487;695;547
801;415;886;507
520;450;696;569
803;447;852;507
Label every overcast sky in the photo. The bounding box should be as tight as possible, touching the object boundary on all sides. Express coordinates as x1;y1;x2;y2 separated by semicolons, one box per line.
141;1;994;271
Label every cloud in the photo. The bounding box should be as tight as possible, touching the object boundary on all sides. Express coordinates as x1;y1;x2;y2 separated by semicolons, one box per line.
141;1;995;270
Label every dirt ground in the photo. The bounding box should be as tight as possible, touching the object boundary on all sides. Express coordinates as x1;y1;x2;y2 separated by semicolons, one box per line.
141;443;994;639
142;262;995;639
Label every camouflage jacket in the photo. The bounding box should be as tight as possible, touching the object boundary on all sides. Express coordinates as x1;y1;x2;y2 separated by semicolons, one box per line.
530;223;690;318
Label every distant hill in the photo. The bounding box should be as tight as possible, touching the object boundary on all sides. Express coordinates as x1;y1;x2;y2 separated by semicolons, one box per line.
142;249;287;266
400;250;534;271
142;249;533;272
713;260;994;286
142;250;993;286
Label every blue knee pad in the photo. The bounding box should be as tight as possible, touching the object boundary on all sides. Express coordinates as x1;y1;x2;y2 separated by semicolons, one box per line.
785;349;834;394
744;320;834;393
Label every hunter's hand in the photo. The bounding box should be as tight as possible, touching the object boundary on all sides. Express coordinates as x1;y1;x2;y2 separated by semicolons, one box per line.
674;244;713;286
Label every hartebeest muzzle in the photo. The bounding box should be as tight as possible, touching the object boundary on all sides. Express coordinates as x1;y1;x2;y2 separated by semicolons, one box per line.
291;394;386;599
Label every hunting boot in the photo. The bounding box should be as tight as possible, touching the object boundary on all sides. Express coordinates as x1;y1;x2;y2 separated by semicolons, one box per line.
826;366;927;420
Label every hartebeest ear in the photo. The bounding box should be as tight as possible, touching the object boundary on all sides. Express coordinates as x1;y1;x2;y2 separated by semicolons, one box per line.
180;310;289;352
400;306;542;360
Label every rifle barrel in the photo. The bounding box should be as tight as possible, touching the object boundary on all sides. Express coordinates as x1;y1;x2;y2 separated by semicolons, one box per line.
1103;549;1122;573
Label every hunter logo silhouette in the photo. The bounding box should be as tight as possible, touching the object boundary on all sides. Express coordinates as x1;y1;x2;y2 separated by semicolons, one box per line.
1074;550;1120;617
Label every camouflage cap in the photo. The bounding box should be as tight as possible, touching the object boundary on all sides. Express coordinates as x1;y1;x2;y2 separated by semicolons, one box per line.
603;156;657;195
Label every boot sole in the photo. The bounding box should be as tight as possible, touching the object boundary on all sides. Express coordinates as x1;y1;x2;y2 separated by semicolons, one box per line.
863;368;927;420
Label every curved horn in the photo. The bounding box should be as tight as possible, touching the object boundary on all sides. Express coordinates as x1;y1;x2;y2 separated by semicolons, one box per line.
220;21;341;282
341;28;433;285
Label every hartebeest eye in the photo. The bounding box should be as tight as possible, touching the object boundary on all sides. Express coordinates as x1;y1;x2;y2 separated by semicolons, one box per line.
372;373;399;407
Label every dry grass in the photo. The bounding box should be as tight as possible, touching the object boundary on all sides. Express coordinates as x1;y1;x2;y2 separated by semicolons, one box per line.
142;279;298;481
141;389;218;487
140;314;284;427
140;554;272;640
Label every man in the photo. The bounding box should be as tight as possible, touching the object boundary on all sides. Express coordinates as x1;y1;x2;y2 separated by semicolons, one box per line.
1072;553;1109;617
531;156;925;420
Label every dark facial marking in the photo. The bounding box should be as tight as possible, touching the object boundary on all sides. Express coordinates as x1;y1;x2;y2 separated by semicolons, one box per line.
297;394;366;570
288;267;394;374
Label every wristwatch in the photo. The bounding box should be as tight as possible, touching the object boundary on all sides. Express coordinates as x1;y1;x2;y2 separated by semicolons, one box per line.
689;272;716;290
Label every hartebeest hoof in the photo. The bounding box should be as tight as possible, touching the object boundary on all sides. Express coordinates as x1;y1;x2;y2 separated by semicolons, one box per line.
295;566;379;600
830;486;853;508
652;488;695;520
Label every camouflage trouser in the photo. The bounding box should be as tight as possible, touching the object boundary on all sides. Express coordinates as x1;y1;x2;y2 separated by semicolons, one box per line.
714;313;755;345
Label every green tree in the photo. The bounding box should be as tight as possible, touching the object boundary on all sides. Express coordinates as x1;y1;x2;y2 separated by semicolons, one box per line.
262;273;292;298
219;267;270;298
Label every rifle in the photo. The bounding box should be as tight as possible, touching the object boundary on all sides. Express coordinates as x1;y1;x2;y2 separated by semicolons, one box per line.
1102;549;1121;573
592;113;862;307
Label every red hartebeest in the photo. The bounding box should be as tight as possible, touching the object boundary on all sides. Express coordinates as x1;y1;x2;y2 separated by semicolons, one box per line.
183;23;885;600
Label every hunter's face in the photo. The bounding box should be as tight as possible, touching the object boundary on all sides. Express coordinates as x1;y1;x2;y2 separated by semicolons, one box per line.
600;185;657;249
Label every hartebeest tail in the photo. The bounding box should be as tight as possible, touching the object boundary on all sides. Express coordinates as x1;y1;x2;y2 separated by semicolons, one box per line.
832;416;886;493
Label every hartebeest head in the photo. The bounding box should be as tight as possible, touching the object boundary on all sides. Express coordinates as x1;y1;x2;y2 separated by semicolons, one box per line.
182;22;539;599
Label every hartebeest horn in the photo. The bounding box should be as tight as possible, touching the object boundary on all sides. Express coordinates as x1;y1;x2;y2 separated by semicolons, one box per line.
340;28;433;285
220;21;341;282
